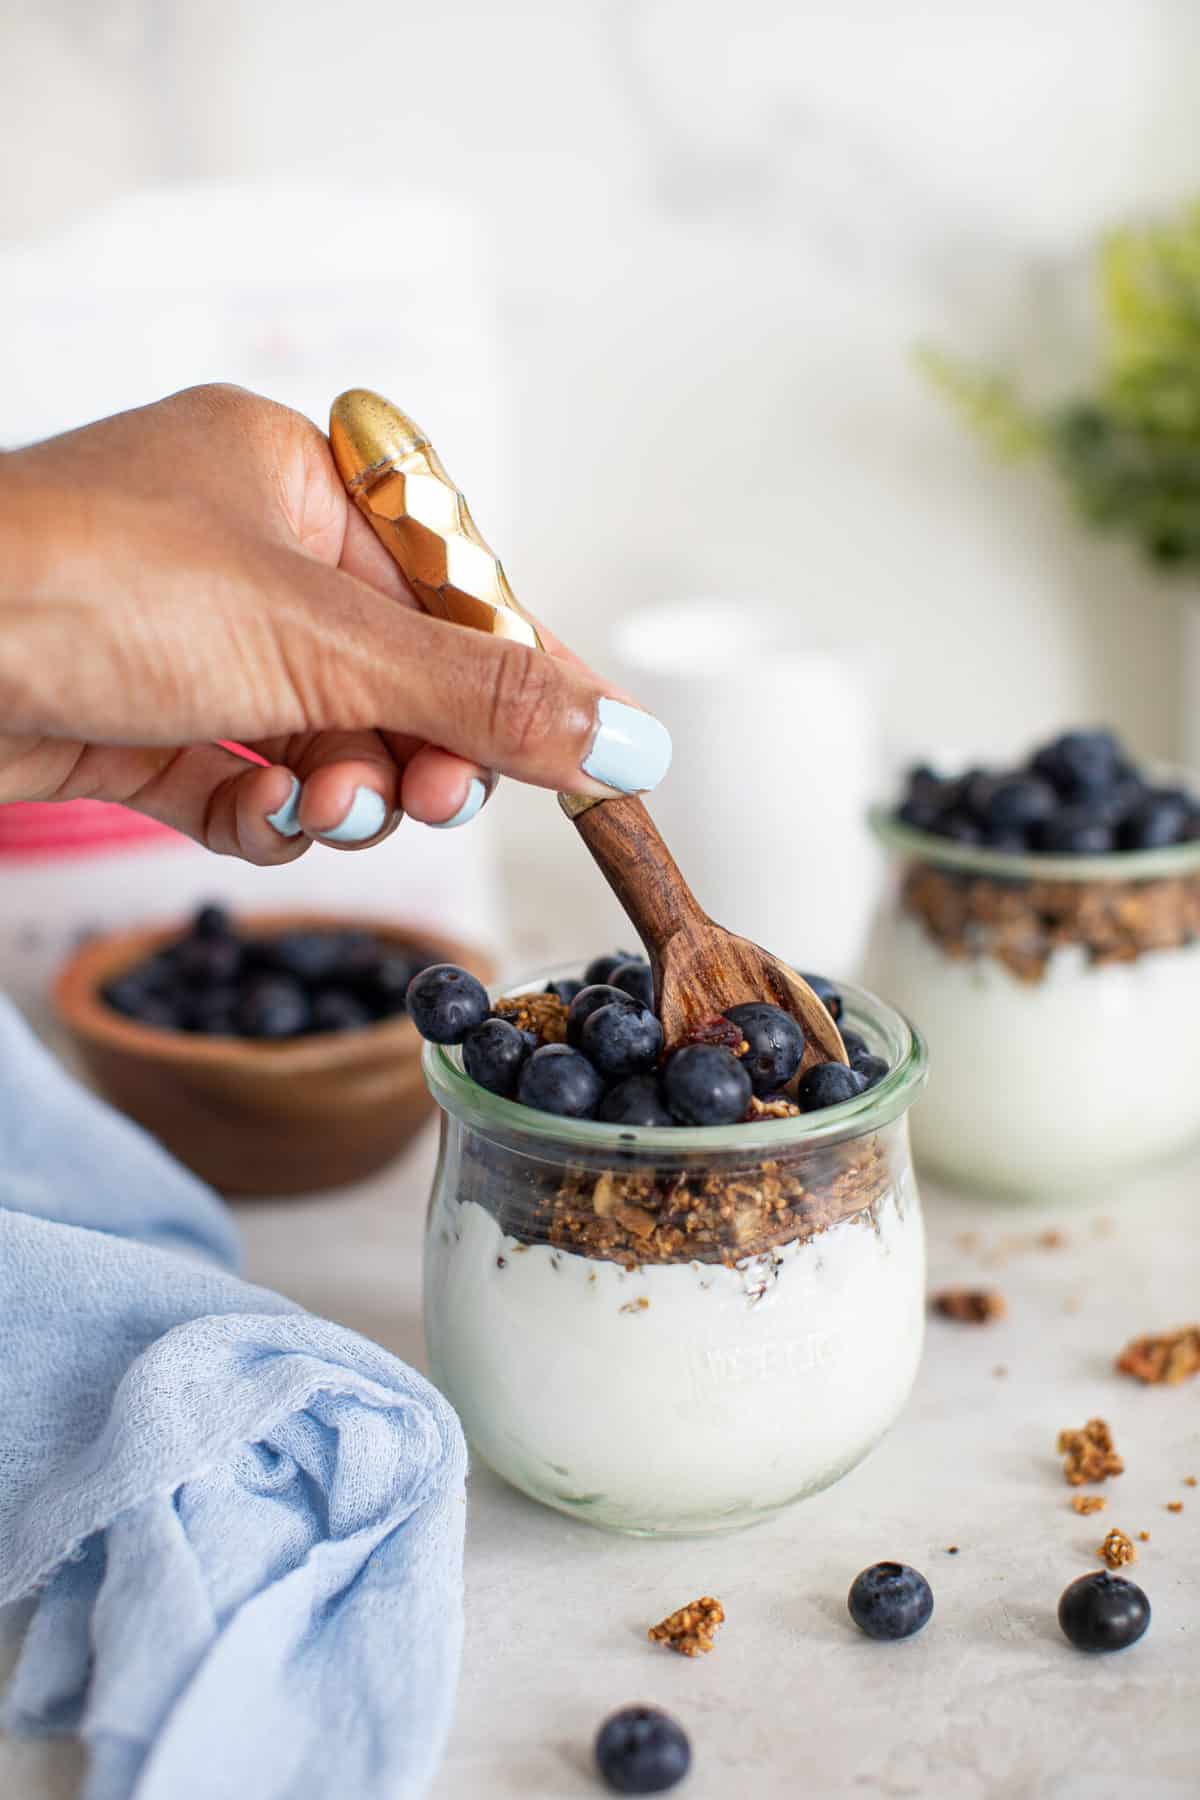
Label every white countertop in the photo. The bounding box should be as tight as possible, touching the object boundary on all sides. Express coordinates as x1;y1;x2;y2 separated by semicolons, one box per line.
4;1125;1199;1800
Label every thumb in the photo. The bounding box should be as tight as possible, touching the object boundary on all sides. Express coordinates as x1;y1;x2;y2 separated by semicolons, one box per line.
294;570;674;800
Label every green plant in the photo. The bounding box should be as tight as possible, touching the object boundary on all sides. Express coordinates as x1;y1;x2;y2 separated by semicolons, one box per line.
920;200;1200;569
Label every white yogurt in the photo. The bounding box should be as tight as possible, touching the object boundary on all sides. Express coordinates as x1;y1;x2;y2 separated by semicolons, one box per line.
424;1180;925;1535
873;915;1200;1196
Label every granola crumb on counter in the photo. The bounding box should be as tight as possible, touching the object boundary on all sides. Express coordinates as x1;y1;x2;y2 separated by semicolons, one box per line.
993;1365;1008;1378
945;1546;960;1555
1097;1527;1136;1569
619;1296;650;1315
1115;1324;1200;1386
1138;1531;1150;1543
648;1596;725;1657
493;990;569;1045
1058;1418;1124;1486
1185;1476;1198;1488
1038;1230;1068;1250
1166;1501;1184;1514
932;1288;1007;1324
1072;1495;1107;1516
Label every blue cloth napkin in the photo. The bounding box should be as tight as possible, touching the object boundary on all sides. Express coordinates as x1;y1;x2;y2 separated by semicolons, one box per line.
0;997;467;1800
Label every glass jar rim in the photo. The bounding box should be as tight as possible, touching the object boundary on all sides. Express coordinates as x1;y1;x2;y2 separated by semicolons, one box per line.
423;965;928;1154
869;801;1200;884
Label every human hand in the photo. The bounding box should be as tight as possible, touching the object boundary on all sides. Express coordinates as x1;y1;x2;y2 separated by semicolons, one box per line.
0;384;671;863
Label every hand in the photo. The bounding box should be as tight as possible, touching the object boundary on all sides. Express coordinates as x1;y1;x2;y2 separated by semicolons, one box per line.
0;385;671;863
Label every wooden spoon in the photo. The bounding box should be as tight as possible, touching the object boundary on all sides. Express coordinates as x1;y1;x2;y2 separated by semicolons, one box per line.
329;389;847;1073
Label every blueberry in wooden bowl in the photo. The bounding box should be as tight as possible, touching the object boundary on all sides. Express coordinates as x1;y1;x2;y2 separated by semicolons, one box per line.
53;906;492;1197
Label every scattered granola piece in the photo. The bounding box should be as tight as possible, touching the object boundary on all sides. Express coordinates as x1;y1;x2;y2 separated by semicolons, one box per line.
1166;1501;1184;1514
932;1288;1006;1324
648;1596;725;1657
1062;1297;1082;1315
1116;1324;1200;1386
1039;1229;1068;1250
1057;1418;1124;1486
1138;1532;1150;1543
945;1546;960;1555
993;1365;1008;1379
619;1295;650;1315
1185;1476;1198;1488
1097;1527;1136;1569
1072;1495;1107;1516
954;1232;980;1253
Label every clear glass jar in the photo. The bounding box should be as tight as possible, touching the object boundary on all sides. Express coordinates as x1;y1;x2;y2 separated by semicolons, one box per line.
866;804;1200;1199
422;970;927;1537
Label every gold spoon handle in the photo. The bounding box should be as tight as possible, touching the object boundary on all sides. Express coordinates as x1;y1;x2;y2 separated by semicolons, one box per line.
330;390;604;820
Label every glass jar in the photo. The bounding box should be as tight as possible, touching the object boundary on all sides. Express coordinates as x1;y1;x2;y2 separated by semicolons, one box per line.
422;971;927;1537
866;805;1200;1199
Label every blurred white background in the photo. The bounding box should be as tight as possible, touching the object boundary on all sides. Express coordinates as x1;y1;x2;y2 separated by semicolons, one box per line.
3;0;1199;975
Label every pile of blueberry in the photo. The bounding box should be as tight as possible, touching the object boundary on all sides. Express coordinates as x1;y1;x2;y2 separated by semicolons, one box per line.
896;728;1200;855
102;905;438;1040
407;949;888;1124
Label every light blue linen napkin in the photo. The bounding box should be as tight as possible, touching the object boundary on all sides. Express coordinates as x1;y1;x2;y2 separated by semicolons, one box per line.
0;997;467;1800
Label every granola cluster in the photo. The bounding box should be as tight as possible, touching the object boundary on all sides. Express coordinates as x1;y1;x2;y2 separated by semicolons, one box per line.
931;1288;1007;1324
492;991;569;1044
1097;1527;1136;1569
1072;1494;1107;1516
648;1596;725;1657
900;862;1200;984
1058;1418;1124;1486
1116;1324;1200;1386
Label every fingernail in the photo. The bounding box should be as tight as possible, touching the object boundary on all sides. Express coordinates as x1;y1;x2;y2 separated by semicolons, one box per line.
320;785;389;844
266;774;303;838
582;699;673;794
428;776;489;830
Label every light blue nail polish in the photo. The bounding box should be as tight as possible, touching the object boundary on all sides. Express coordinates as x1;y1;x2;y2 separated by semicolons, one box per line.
429;777;488;830
266;775;303;838
581;699;673;794
321;785;389;845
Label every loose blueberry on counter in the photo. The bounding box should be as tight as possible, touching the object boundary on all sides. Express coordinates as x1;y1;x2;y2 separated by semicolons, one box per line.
463;1016;530;1098
544;977;585;1005
662;1043;752;1126
847;1562;934;1641
595;1706;691;1796
723;1001;805;1094
236;975;311;1040
406;964;490;1044
1036;807;1115;856
851;1052;889;1089
609;958;655;1010
1058;1571;1150;1652
581;1001;664;1081
517;1043;605;1118
799;973;842;1021
567;983;639;1048
584;948;638;987
797;1062;868;1112
599;1074;675;1127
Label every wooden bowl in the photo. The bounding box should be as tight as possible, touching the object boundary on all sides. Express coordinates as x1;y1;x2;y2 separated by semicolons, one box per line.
53;911;493;1198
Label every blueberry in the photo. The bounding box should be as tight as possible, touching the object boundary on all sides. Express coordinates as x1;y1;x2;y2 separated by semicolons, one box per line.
517;1043;605;1118
311;988;372;1033
180;984;240;1032
599;1074;675;1127
609;959;655;1010
1037;807;1115;855
594;1706;691;1795
104;973;160;1020
985;829;1032;854
581;1001;664;1081
371;953;419;1014
847;1562;934;1641
797;1061;868;1111
462;1017;530;1097
897;795;944;831
1058;1571;1150;1653
798;973;842;1021
566;983;638;1048
236;975;311;1039
406;964;490;1044
192;903;232;940
1119;789;1191;850
1032;730;1123;799
584;949;639;987
851;1052;889;1089
977;774;1057;833
662;1044;752;1126
839;1028;869;1062
544;977;584;1005
724;1002;804;1094
262;929;350;983
929;810;984;845
176;933;242;986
